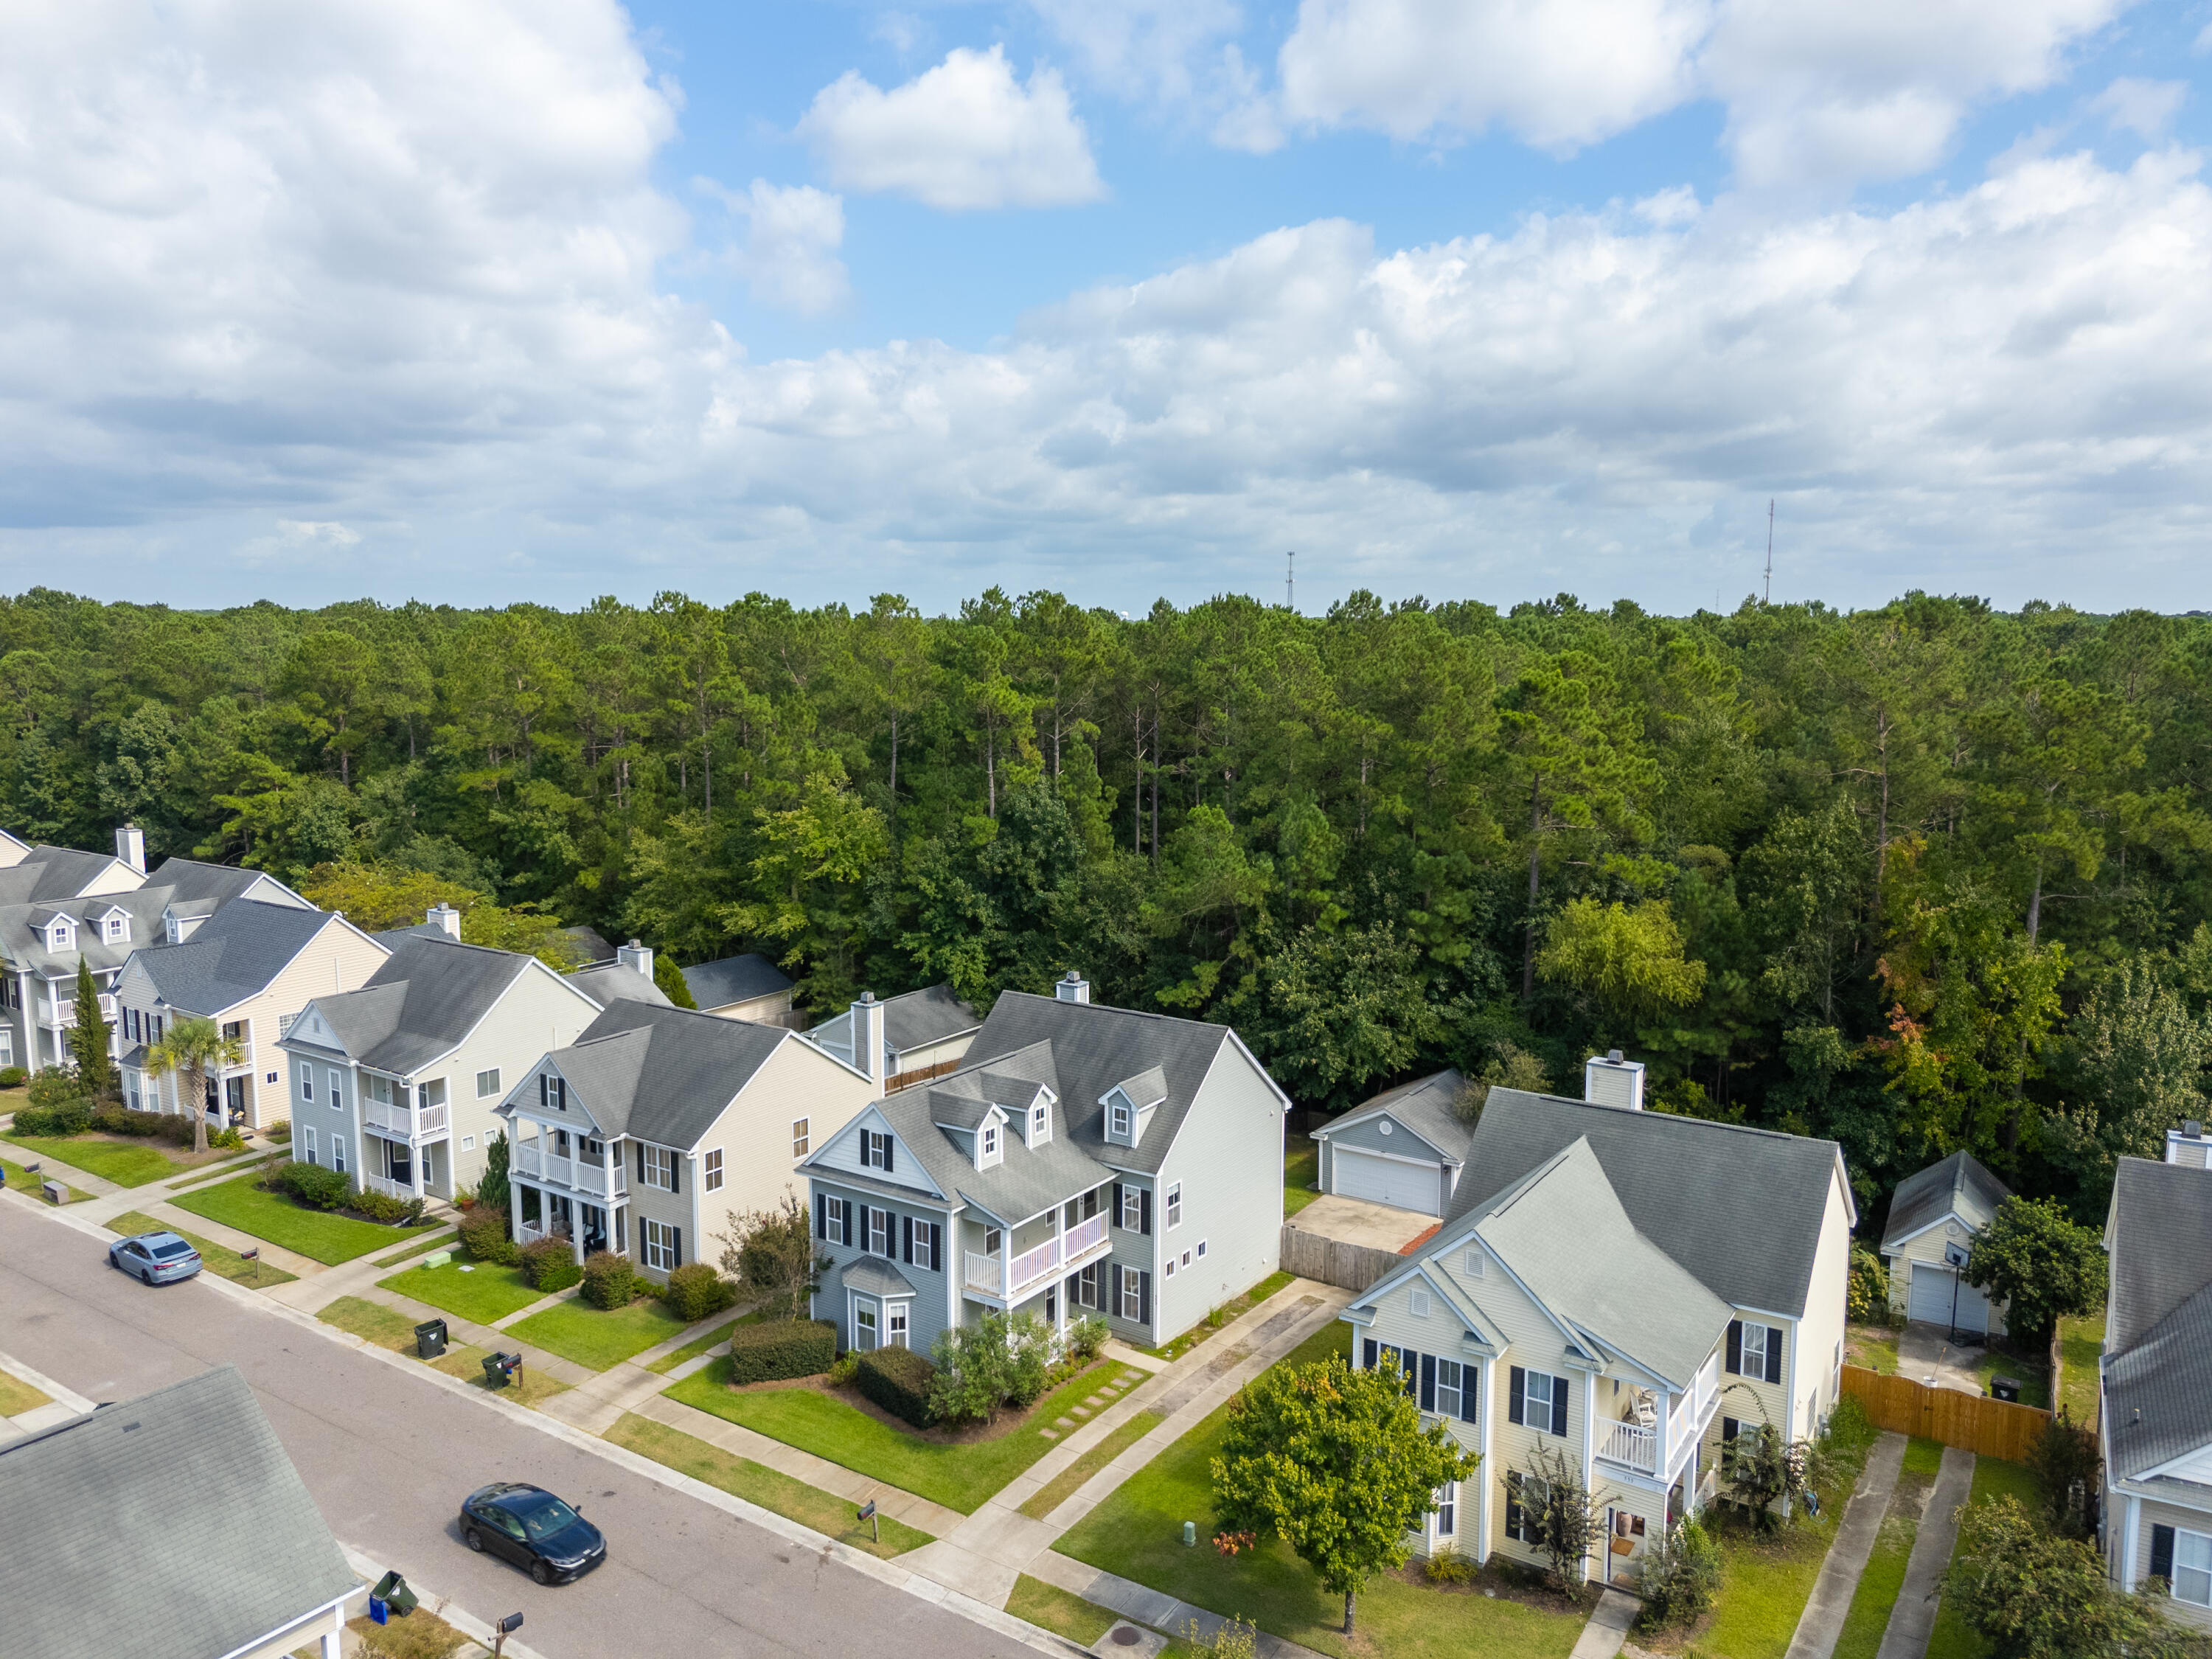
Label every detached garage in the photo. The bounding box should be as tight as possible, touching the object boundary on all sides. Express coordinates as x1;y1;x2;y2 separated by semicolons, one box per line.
1313;1071;1474;1217
1882;1150;2011;1337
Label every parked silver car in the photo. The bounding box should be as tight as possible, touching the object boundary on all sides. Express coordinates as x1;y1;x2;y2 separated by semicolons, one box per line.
108;1231;203;1284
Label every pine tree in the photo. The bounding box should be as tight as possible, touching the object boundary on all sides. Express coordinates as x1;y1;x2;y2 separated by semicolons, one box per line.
69;956;112;1099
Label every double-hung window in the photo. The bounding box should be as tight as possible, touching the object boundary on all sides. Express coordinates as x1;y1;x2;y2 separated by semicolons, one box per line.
641;1219;682;1271
704;1148;723;1191
1029;1103;1050;1144
1740;1323;1770;1379
888;1305;909;1348
1119;1186;1144;1231
860;1129;894;1171
1077;1262;1100;1308
1434;1483;1456;1538
1435;1358;1462;1417
2169;1528;2212;1607
792;1117;810;1158
641;1144;675;1190
1109;1101;1130;1140
1728;1318;1784;1384
1118;1268;1143;1320
327;1069;344;1111
1504;1473;1547;1544
1166;1181;1183;1229
979;1124;998;1160
866;1206;892;1256
299;1064;314;1103
1509;1366;1569;1436
476;1068;501;1098
854;1304;878;1351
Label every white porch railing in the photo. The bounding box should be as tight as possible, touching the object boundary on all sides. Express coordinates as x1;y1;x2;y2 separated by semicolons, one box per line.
510;1140;622;1197
362;1097;451;1141
1666;1349;1723;1476
966;1251;1002;1294
360;1172;417;1202
1597;1418;1658;1475
515;1143;542;1177
38;994;119;1029
419;1102;448;1135
968;1211;1112;1302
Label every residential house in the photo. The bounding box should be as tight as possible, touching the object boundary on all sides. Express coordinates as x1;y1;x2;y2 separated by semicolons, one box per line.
568;939;672;1010
681;951;800;1026
810;982;981;1091
0;1366;357;1659
801;971;1288;1356
1881;1150;2011;1336
1343;1072;1854;1584
496;998;876;1272
2100;1125;2212;1630
0;824;147;905
111;900;389;1130
277;925;602;1200
1312;1070;1475;1216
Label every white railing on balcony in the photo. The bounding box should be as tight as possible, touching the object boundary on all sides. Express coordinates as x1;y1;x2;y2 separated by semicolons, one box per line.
966;1251;1004;1294
40;994;121;1029
1667;1349;1722;1470
362;1097;451;1141
419;1102;448;1135
515;1142;542;1177
967;1212;1113;1302
360;1172;417;1201
1597;1418;1658;1475
510;1139;622;1197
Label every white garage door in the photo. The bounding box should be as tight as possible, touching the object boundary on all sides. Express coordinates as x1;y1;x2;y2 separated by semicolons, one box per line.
1332;1148;1440;1214
1907;1262;1992;1334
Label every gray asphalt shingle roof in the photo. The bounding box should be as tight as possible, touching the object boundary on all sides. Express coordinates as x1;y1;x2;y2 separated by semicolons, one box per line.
1319;1068;1476;1163
518;1001;792;1148
128;900;356;1016
841;1256;918;1298
143;856;305;908
683;952;793;1009
569;960;672;1009
0;885;184;980
1444;1088;1849;1319
2105;1156;2212;1479
883;982;980;1052
291;933;534;1074
1882;1150;2011;1252
0;846;133;905
0;1367;355;1659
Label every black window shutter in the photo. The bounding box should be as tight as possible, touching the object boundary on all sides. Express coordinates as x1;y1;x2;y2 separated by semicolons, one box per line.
1140;1190;1152;1236
2152;1524;2177;1584
669;1152;680;1194
902;1214;914;1263
1140;1270;1152;1327
1402;1352;1418;1398
1722;1416;1739;1443
841;1200;854;1247
1363;1338;1378;1371
538;1073;548;1107
1766;1326;1784;1385
1504;1476;1523;1540
1420;1354;1436;1411
1113;1183;1124;1228
1552;1375;1570;1438
1509;1366;1526;1426
816;1192;827;1239
884;1135;895;1173
1726;1319;1743;1375
636;1141;646;1183
1460;1366;1479;1424
671;1226;682;1268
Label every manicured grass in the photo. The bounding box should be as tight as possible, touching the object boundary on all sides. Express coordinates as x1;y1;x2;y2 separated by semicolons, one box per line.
320;1295;425;1352
105;1208;299;1287
2056;1311;2103;1424
608;1413;933;1558
379;1259;543;1324
668;1357;1119;1514
1008;1574;1118;1646
433;1343;572;1408
373;1228;461;1269
345;1606;469;1659
646;1308;768;1374
1147;1270;1298;1362
1846;1324;1899;1376
1059;1322;1579;1659
1284;1135;1321;1216
1021;1409;1165;1519
165;1152;269;1190
0;1131;181;1187
1;1157;89;1201
0;1367;53;1416
1924;1457;2040;1659
1831;1437;1944;1659
507;1295;687;1371
167;1173;429;1265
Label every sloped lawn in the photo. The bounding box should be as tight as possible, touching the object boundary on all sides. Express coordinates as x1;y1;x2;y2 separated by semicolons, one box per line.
167;1174;429;1265
0;1131;181;1188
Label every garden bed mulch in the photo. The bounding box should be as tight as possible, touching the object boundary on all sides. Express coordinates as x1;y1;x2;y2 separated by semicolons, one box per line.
1382;1557;1593;1618
730;1359;1115;1446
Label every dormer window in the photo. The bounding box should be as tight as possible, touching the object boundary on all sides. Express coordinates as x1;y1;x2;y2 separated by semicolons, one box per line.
860;1129;896;1172
981;1123;999;1161
46;920;73;951
103;914;128;944
1109;1100;1130;1141
1030;1102;1050;1145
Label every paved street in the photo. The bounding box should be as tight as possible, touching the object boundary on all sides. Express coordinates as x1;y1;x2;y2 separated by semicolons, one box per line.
0;1195;1037;1659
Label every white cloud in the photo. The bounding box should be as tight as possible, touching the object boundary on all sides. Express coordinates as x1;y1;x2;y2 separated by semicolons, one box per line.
704;178;849;316
2089;77;2187;139
796;46;1105;210
1027;0;1243;108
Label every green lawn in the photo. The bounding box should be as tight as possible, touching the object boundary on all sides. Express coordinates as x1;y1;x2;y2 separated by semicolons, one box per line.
608;1413;933;1559
373;1228;460;1268
646;1309;768;1374
1924;1457;2039;1659
2056;1311;2103;1424
106;1208;299;1287
667;1357;1121;1514
0;1131;181;1187
1147;1271;1296;1362
1022;1409;1165;1519
1284;1135;1321;1216
1;1158;89;1202
1007;1575;1119;1646
379;1259;543;1325
1832;1438;1944;1659
0;1367;52;1416
167;1174;429;1265
320;1295;425;1352
1966;1343;2049;1410
1846;1324;1900;1375
508;1295;688;1371
1058;1322;1581;1659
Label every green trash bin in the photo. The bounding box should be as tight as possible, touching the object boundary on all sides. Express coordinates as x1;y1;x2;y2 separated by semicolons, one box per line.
371;1571;419;1617
415;1319;448;1360
481;1352;515;1389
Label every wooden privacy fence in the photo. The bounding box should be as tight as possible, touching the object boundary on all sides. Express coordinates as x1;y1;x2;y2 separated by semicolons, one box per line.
1841;1365;2051;1461
1279;1225;1406;1293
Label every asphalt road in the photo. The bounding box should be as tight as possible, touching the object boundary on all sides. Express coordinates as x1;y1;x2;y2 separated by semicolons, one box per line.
0;1197;1037;1659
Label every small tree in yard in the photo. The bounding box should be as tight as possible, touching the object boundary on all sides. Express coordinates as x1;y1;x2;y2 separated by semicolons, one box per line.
1966;1196;2107;1352
1513;1444;1611;1593
145;1016;243;1155
1211;1354;1478;1635
926;1311;1051;1427
1943;1494;2199;1659
2027;1411;2102;1539
478;1130;511;1212
1719;1411;1828;1532
717;1189;827;1319
69;957;113;1099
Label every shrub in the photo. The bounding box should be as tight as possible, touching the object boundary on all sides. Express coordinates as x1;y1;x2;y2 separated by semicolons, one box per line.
26;1065;89;1115
1066;1313;1109;1361
1422;1543;1477;1586
2029;1411;2103;1538
263;1159;351;1210
0;1066;25;1089
726;1318;835;1385
855;1343;938;1428
662;1261;739;1322
1847;1245;1891;1324
459;1205;521;1265
12;1100;94;1136
266;1119;291;1141
518;1234;581;1292
582;1251;643;1310
210;1126;247;1152
350;1186;428;1226
91;1105;195;1144
827;1352;859;1386
1637;1520;1722;1629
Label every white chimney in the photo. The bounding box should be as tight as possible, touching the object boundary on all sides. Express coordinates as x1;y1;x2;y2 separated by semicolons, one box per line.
2168;1121;2211;1169
1055;970;1091;1005
1584;1049;1646;1111
115;824;145;875
426;902;462;940
617;938;654;983
852;991;886;1090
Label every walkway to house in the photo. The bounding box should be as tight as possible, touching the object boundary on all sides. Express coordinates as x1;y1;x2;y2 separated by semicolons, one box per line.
1874;1447;1974;1659
1785;1433;1908;1659
1570;1587;1641;1659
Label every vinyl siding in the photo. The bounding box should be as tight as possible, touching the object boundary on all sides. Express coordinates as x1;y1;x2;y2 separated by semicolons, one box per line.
624;1154;689;1276
1152;1041;1284;1342
431;967;602;1194
1096;1174;1157;1346
1883;1212;2010;1335
2114;1492;2212;1632
1799;1172;1856;1430
697;1036;877;1255
220;920;390;1127
810;1110;943;1196
810;1175;956;1356
1326;1112;1450;1166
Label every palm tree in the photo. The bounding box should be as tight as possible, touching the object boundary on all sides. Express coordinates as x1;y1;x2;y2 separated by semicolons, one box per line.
145;1016;243;1155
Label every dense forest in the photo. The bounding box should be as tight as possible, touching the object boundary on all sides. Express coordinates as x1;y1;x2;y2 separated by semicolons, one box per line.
6;585;2210;1231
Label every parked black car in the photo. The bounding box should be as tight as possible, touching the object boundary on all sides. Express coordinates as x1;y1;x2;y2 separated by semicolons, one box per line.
459;1483;606;1585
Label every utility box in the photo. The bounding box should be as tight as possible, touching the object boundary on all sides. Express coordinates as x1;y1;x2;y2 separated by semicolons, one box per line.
41;1180;63;1206
424;1251;452;1269
415;1319;448;1360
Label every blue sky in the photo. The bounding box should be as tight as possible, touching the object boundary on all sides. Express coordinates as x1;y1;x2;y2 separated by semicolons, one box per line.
3;0;2211;616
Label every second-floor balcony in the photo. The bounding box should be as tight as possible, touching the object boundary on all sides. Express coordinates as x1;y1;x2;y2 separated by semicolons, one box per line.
36;993;116;1030
964;1210;1111;1301
513;1140;625;1199
1596;1348;1723;1481
362;1096;450;1142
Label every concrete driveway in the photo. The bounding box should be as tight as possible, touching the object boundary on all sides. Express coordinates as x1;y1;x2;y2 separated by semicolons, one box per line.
1896;1321;1986;1394
1285;1192;1436;1251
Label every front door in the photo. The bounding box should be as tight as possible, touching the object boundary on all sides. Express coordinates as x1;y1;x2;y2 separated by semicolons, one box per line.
1606;1508;1646;1585
582;1205;607;1255
225;1075;247;1121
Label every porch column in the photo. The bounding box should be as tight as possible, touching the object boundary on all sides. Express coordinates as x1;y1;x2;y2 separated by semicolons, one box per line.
408;1089;425;1198
1683;1439;1698;1520
1054;1206;1067;1339
1475;1354;1495;1565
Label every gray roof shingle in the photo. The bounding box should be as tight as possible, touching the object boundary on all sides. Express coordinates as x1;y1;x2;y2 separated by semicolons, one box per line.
1444;1088;1849;1318
841;1256;918;1298
518;1001;792;1148
291;933;535;1074
2105;1156;2212;1478
1882;1150;2011;1253
1320;1068;1476;1163
569;961;672;1009
0;846;135;905
128;900;358;1016
0;886;187;980
0;1367;355;1659
683;953;794;1009
142;856;307;908
883;983;981;1052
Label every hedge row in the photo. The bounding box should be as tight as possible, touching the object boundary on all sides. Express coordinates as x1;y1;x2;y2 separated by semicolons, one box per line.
519;1234;582;1293
728;1319;836;1385
663;1261;738;1322
855;1345;937;1428
11;1100;94;1136
458;1206;522;1265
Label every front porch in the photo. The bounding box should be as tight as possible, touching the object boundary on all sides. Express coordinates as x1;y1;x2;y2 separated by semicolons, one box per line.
515;1184;625;1266
1595;1346;1723;1491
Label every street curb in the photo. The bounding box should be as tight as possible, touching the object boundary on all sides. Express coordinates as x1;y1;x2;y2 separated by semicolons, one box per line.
4;1186;1074;1658
336;1542;555;1659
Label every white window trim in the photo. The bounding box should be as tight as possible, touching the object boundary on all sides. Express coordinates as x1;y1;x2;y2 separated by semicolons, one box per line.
1166;1181;1183;1230
2174;1526;2212;1607
476;1068;501;1099
327;1069;343;1111
887;1303;910;1349
1031;1103;1050;1144
642;1218;678;1272
793;1117;810;1158
299;1064;314;1102
1742;1324;1770;1378
704;1147;723;1191
1109;1102;1130;1141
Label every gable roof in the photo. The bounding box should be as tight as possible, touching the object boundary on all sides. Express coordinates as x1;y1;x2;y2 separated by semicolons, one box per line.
0;884;187;978
569;960;672;1009
1318;1069;1475;1163
516;1001;794;1147
561;924;616;964
683;952;794;1009
288;933;544;1074
1446;1089;1851;1319
883;982;981;1051
2105;1156;2212;1479
863;1064;1112;1225
126;901;371;1017
0;1366;354;1659
1882;1150;2011;1252
0;846;138;905
142;856;309;909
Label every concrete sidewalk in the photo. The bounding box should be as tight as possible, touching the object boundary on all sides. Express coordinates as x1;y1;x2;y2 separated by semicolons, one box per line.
1028;1551;1328;1659
1876;1446;1974;1659
1785;1432;1909;1659
1571;1587;1641;1659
